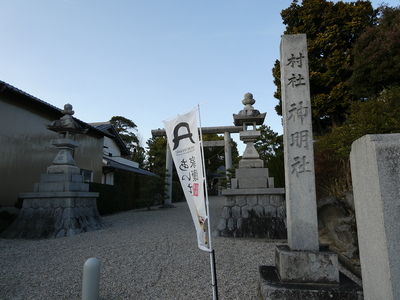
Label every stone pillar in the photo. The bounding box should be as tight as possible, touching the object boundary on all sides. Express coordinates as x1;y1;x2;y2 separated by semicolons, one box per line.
281;34;319;251
279;33;337;280
350;134;400;300
258;33;361;300
224;132;232;172
163;142;174;207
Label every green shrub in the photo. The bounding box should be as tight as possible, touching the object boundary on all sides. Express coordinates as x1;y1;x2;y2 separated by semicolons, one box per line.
314;86;400;198
171;181;184;202
89;182;124;215
91;170;184;215
0;210;17;234
265;151;285;188
14;197;24;209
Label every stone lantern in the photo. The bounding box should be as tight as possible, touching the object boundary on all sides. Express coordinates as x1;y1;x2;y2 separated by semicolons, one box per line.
233;92;266;168
46;103;87;173
1;104;104;239
213;93;286;239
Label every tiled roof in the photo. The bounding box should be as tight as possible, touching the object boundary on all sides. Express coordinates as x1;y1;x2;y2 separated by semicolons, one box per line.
0;80;62;112
91;123;131;156
0;80;113;138
103;157;155;176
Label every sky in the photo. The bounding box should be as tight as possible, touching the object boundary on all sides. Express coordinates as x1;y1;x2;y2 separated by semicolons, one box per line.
1;0;399;155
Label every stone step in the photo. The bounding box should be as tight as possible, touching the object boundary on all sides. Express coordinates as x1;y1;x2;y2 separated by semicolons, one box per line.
40;173;84;183
33;181;89;192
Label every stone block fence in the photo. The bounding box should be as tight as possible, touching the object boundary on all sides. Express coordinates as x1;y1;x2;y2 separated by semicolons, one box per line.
213;191;286;239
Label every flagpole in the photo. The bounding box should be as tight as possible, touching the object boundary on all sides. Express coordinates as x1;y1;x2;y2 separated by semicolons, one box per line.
197;104;219;300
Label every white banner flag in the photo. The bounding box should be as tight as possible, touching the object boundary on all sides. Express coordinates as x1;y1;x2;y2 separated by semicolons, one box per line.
164;109;209;251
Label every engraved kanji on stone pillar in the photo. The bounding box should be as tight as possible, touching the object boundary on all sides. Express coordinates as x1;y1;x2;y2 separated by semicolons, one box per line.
281;34;319;251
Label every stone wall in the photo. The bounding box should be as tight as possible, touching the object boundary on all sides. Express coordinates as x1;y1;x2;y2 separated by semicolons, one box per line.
213;194;286;239
0;194;104;239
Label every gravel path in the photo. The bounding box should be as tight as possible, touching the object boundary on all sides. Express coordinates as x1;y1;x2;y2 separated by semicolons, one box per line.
0;196;361;300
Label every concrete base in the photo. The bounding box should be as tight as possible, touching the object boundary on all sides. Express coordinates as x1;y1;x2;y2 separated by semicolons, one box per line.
239;158;264;168
236;168;269;189
275;245;339;284
258;266;363;300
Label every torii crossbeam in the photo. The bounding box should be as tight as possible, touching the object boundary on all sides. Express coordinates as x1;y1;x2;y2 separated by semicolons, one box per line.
151;126;243;206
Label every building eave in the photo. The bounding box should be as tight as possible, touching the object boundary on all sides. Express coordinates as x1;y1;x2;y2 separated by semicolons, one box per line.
0;80;113;138
103;157;155;176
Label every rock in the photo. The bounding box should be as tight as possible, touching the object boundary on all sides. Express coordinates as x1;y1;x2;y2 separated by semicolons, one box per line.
317;195;358;258
345;191;355;212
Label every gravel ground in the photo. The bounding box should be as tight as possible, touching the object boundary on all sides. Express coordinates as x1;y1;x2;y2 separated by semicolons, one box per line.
0;196;361;300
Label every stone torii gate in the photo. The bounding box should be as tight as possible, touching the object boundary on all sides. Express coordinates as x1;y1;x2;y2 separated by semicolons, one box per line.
151;126;243;206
